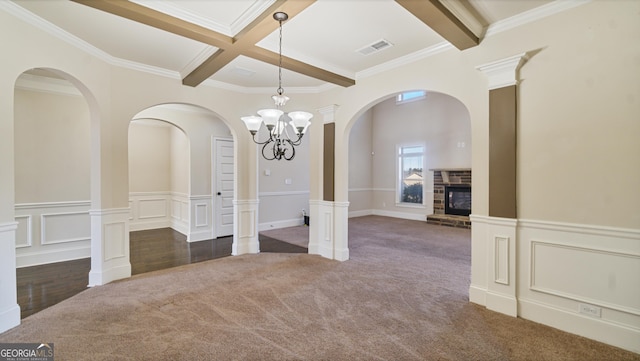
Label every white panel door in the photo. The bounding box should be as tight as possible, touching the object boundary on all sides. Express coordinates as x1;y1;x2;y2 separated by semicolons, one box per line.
215;138;234;237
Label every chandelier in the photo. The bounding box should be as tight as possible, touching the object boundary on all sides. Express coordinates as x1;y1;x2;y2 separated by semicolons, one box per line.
241;12;313;161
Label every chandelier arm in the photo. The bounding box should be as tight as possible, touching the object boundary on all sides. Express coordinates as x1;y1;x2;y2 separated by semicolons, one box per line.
288;133;304;146
283;139;295;161
261;141;277;161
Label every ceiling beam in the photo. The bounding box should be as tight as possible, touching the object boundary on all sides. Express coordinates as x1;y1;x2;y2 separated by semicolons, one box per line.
395;0;479;50
70;0;233;48
245;47;355;88
71;0;355;88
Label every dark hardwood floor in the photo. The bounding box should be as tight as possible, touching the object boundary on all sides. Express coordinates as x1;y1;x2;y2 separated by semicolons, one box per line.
16;229;307;319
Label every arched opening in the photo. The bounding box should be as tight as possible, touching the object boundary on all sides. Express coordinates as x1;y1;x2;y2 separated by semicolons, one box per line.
348;90;471;221
13;68;93;319
344;89;472;260
127;103;236;273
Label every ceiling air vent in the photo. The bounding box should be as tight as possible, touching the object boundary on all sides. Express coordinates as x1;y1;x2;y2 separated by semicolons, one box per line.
357;39;393;56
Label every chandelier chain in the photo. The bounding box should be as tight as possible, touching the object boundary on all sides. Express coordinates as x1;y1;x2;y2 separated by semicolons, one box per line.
277;18;284;96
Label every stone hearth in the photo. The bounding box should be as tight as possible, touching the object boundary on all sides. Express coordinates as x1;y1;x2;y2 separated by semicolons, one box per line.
426;169;471;229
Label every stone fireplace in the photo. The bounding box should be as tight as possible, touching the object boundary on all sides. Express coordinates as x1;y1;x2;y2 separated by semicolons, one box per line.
426;169;471;229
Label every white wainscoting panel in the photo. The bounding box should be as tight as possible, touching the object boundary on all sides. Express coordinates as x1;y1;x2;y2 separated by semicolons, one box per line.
138;198;167;219
104;222;126;261
517;219;640;353
170;192;189;235
0;222;20;334
15;201;91;267
233;200;259;255
530;241;639;315
129;192;171;231
195;203;208;227
188;195;213;242
494;236;510;285
41;211;91;244
14;215;31;248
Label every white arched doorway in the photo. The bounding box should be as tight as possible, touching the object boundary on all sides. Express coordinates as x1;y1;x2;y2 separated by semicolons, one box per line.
13;68;95;318
130;103;235;242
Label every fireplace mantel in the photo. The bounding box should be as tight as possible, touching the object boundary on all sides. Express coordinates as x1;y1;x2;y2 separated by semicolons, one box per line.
429;168;471;185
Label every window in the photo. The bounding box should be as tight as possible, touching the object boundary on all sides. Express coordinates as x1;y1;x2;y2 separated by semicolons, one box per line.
397;145;424;205
396;90;426;104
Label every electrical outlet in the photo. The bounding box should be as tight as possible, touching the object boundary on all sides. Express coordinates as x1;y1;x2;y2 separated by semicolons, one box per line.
579;303;601;318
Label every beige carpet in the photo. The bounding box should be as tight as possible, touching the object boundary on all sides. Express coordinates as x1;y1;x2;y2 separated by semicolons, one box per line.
1;216;638;360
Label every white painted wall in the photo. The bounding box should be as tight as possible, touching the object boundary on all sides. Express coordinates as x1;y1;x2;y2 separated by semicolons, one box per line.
0;0;638;352
13;77;92;267
257;126;311;230
14;87;90;203
348;108;373;216
128;121;171;193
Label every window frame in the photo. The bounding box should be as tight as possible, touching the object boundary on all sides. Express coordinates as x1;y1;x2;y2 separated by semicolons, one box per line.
396;143;426;208
396;90;426;105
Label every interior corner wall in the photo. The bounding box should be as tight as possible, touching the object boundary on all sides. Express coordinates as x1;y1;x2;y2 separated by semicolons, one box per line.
258;125;311;230
170;126;189;195
128;121;171;193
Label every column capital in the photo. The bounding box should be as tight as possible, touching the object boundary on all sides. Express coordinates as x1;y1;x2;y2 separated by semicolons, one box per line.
476;52;529;90
317;104;339;124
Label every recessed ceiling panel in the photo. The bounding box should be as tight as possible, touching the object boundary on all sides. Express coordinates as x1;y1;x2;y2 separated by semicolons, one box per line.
13;0;212;73
256;0;447;75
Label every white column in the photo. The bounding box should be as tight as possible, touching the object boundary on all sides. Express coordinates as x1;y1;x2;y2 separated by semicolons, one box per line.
0;222;21;333
232;199;259;255
470;52;529;316
88;208;131;286
308;105;350;261
333;201;350;261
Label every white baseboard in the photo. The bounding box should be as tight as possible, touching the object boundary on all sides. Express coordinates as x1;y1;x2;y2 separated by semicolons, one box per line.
469;284;487;306
187;229;213;242
348;209;373;218
0;304;21;334
16;245;91;268
129;219;171;232
519;298;640;354
372;209;426;221
259;218;304;232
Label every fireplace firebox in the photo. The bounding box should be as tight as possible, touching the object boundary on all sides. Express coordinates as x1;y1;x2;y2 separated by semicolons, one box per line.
444;185;471;216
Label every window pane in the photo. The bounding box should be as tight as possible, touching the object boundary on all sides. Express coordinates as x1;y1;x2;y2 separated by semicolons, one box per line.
399;145;424;204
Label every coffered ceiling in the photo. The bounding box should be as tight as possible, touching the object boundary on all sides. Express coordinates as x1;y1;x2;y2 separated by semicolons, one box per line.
7;0;556;91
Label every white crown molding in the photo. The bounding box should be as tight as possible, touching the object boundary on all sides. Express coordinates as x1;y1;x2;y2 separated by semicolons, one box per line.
439;0;484;38
357;42;454;80
317;104;339;124
130;0;231;35
229;0;278;35
2;0;591;93
200;78;336;95
179;46;219;78
485;0;592;37
476;52;530;89
0;1;182;81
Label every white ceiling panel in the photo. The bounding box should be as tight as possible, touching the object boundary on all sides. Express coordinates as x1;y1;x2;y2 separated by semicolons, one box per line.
8;0;563;89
